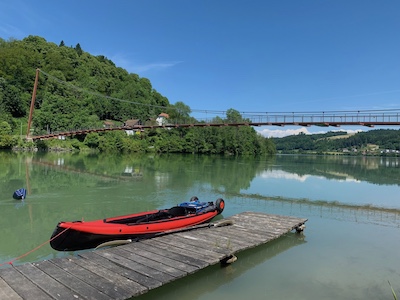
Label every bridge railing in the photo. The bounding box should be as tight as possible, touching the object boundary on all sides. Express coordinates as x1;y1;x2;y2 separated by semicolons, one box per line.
194;112;400;125
31;112;400;140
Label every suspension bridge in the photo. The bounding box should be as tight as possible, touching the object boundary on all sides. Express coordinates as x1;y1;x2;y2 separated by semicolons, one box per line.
26;69;400;141
29;111;400;141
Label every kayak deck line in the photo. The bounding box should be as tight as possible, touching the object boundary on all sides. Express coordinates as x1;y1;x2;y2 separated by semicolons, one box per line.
0;211;307;300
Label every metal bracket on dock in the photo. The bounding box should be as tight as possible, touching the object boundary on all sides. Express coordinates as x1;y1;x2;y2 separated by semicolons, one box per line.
295;224;306;233
220;254;238;266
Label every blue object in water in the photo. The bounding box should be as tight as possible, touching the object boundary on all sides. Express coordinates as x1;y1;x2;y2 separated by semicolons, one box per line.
13;188;26;200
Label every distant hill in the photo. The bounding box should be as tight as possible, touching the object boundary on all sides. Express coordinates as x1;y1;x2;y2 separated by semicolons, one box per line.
322;133;356;140
272;129;400;154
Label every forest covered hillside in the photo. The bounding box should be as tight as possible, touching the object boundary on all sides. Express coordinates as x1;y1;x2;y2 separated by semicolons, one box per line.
0;36;275;155
0;35;170;131
273;129;400;155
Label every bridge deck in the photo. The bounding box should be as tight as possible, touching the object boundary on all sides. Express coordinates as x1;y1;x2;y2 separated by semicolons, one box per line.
0;212;307;300
30;111;400;140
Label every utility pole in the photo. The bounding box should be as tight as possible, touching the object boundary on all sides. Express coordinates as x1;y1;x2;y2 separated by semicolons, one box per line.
26;68;40;139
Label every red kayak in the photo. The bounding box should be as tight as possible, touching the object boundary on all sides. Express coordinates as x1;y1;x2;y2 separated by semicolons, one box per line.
50;197;225;251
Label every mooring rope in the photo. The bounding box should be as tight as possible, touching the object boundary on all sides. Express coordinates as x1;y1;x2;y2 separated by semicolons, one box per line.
0;227;70;267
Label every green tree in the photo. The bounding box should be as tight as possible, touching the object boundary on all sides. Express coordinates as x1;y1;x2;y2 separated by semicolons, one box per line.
0;77;27;117
0;121;14;148
75;43;83;56
84;132;100;148
167;101;192;122
225;108;242;123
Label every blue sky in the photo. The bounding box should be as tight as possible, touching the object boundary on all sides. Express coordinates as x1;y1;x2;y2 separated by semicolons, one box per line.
1;0;399;137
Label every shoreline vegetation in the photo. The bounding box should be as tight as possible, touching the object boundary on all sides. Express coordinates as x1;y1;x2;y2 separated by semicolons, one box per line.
5;126;276;156
3;127;400;157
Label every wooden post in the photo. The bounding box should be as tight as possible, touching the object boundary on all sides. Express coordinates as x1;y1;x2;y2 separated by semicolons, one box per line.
26;68;40;138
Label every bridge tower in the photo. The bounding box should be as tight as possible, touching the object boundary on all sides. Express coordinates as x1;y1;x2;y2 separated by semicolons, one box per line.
26;68;40;140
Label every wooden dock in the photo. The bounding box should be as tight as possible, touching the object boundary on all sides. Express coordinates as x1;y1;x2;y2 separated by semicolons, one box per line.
0;212;307;300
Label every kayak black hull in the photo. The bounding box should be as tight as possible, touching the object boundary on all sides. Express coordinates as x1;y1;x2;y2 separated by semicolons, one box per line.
50;226;153;251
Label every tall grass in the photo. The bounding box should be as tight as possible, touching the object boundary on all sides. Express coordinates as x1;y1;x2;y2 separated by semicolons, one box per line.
388;281;397;300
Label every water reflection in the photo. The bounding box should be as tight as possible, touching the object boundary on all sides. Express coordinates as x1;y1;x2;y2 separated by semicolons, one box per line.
2;153;400;200
269;155;400;186
259;169;361;183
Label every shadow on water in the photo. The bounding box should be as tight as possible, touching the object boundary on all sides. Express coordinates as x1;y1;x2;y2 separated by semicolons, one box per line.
134;232;306;300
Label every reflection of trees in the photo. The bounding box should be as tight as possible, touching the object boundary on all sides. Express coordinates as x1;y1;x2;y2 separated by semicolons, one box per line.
274;155;400;186
0;151;32;196
0;152;268;198
138;154;271;193
2;152;400;198
4;152;400;200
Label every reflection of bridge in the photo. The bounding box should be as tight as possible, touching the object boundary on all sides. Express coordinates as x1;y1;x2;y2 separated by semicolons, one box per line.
31;111;400;140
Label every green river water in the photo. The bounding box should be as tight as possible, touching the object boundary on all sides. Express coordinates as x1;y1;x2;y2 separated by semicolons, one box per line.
0;151;399;299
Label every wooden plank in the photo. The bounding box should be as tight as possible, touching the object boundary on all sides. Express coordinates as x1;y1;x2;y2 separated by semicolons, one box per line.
70;256;147;297
214;224;273;242
178;227;255;251
173;231;243;254
78;252;160;290
109;247;186;279
217;224;281;243
225;222;279;239
229;222;283;240
121;242;199;274
177;222;279;253
154;234;228;259
14;263;83;300
95;249;176;284
234;223;290;240
149;236;222;263
0;266;52;300
238;215;306;234
0;277;22;300
50;257;130;300
233;212;306;229
170;213;306;256
138;239;210;269
129;240;203;270
230;214;305;235
35;260;111;300
232;214;287;230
